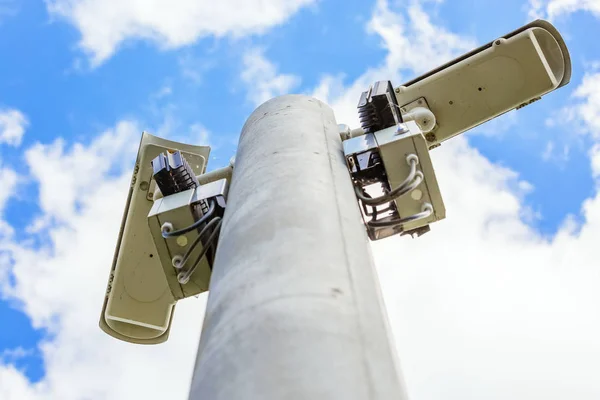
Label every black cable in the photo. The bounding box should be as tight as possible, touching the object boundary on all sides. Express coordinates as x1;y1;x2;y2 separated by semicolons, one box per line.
354;170;422;208
178;219;223;284
174;216;222;272
191;220;222;271
354;155;420;207
367;206;432;228
162;200;216;238
360;189;378;219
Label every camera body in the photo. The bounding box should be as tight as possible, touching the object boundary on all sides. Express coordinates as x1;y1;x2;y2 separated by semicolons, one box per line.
395;19;571;148
100;132;210;344
347;20;570;239
100;19;572;344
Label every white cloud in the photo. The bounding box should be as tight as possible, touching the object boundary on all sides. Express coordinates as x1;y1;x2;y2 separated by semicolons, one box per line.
564;71;600;138
527;0;600;20
0;108;28;147
367;0;476;77
23;120;139;224
241;47;301;106
590;143;600;178
152;85;172;99
178;53;217;85
3;1;600;400
469;112;519;137
0;0;18;23
191;122;210;140
0;167;18;237
364;61;600;399
543;140;555;160
0;120;207;399
315;2;600;398
187;123;211;148
312;0;476;128
542;140;571;165
548;69;600;170
0;167;17;213
0;347;34;364
45;0;316;66
527;0;547;19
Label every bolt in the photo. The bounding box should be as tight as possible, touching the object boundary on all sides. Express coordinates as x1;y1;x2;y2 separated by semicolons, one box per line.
425;132;436;142
395;88;400;93
172;255;184;269
395;125;409;135
176;235;188;247
411;189;423;201
161;222;174;234
139;181;149;191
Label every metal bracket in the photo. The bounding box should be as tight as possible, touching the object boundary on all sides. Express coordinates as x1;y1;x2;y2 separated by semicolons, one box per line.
343;121;446;241
148;178;228;300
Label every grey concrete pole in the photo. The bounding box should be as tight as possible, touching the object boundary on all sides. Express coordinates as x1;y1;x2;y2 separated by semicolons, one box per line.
188;95;408;400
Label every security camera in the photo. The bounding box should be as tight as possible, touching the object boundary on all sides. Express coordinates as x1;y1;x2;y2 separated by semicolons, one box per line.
345;19;571;239
100;132;211;344
396;19;571;147
100;19;573;345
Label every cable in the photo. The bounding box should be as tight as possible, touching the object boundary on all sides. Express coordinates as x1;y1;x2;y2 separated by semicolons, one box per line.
162;200;216;238
355;170;423;208
173;216;221;272
354;154;420;206
367;203;433;228
358;190;378;219
363;155;418;205
178;219;223;284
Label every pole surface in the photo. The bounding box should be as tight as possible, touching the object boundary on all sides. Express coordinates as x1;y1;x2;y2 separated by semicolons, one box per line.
188;95;408;400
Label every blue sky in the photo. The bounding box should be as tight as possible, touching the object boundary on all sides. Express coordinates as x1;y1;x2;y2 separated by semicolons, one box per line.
2;0;600;399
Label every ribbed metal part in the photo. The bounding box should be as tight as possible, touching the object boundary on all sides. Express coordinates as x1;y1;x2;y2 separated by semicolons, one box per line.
151;150;200;197
356;80;400;134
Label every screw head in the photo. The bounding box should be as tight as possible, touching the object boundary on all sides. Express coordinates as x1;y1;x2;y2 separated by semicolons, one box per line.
411;189;423;201
176;235;188;247
161;222;174;233
425;132;436;142
395;125;409;135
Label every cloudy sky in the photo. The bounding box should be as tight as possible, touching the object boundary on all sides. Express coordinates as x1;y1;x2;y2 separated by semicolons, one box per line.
1;0;600;399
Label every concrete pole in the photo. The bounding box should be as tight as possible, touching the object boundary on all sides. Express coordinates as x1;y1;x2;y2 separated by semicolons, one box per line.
188;95;408;400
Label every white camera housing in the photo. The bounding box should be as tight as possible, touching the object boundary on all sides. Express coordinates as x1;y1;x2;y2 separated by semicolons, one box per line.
395;19;571;147
100;132;209;344
345;19;571;241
